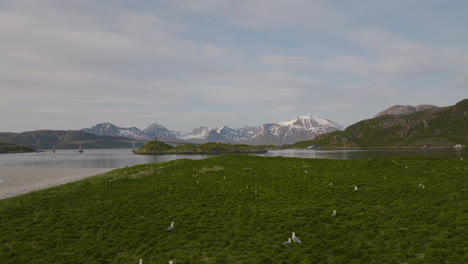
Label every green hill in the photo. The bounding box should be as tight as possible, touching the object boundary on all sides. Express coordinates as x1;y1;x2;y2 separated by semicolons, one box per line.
295;98;468;148
136;141;267;154
0;156;466;263
0;130;144;149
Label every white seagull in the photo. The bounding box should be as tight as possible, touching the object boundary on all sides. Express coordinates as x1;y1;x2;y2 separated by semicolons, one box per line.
331;210;337;217
169;261;173;264
283;238;292;245
354;186;358;191
139;259;143;264
167;221;174;232
292;232;301;243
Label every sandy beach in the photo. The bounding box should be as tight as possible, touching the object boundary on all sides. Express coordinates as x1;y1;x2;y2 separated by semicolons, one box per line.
0;168;114;199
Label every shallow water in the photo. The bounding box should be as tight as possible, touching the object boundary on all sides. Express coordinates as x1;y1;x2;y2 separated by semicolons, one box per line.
0;149;210;168
0;148;465;168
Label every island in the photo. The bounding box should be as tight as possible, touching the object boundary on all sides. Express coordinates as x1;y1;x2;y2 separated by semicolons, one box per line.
0;142;35;154
134;141;267;155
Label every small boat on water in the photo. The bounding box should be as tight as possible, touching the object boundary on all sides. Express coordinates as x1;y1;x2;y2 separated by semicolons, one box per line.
454;144;465;150
78;143;83;153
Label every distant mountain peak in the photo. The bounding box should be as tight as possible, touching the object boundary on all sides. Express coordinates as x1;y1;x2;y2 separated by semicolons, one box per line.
82;123;149;140
375;104;438;117
143;123;178;140
250;115;344;145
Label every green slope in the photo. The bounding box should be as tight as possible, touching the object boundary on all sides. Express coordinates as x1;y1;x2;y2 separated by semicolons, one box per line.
0;156;466;263
295;98;468;148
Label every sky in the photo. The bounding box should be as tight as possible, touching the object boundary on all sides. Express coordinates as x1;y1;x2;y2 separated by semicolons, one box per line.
1;0;468;133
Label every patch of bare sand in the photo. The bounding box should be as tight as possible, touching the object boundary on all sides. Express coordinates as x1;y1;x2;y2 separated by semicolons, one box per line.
0;168;114;199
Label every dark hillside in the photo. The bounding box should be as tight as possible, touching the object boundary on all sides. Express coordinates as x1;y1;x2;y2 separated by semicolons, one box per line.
295;98;468;148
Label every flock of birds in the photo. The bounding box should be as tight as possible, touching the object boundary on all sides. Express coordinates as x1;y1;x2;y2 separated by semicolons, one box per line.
136;162;431;263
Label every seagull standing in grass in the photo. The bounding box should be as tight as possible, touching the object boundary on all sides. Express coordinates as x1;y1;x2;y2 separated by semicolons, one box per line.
139;259;143;264
283;238;291;245
331;210;337;217
292;232;301;243
354;186;358;191
169;261;173;264
167;221;174;232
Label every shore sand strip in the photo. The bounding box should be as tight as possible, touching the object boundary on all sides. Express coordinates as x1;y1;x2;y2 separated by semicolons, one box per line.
0;168;114;199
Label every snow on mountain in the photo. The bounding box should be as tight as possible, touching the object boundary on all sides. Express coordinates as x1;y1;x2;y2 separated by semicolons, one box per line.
179;125;220;140
82;116;343;145
143;123;179;140
248;116;344;145
177;125;258;143
82;123;150;140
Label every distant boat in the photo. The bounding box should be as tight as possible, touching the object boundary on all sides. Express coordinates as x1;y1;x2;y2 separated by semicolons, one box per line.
78;143;83;153
132;143;136;153
52;145;55;153
454;144;465;150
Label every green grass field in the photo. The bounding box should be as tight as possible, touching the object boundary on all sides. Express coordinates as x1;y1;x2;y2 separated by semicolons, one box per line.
0;156;466;263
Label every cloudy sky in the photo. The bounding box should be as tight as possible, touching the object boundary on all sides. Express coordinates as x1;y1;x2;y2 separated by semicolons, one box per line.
2;0;467;132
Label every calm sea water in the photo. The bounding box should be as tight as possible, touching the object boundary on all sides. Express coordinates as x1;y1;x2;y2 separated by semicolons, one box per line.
0;148;465;168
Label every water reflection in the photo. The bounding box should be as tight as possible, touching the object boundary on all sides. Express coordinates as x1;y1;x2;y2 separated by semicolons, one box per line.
0;149;210;168
0;148;465;168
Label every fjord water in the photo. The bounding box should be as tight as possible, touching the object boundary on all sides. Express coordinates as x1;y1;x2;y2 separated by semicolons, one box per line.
0;148;465;168
0;149;211;168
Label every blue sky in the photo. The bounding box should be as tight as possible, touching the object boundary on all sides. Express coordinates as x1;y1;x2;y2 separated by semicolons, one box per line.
1;0;467;132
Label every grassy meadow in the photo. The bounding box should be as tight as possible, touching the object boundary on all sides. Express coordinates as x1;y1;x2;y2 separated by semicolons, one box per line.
0;155;466;263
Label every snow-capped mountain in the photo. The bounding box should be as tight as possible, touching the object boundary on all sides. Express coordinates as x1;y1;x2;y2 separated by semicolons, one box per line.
248;116;345;145
82;123;150;140
177;125;251;143
143;123;179;140
82;116;344;145
179;126;220;140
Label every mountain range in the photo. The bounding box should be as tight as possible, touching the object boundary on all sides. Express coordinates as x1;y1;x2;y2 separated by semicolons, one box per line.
80;116;345;145
4;98;465;149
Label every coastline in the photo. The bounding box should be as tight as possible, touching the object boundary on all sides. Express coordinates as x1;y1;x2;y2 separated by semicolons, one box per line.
0;168;114;199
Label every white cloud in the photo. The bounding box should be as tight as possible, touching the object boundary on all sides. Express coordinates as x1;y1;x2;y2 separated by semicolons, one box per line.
321;27;468;81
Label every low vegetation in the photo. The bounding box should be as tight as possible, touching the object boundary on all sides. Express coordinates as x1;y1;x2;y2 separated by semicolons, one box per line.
136;141;267;154
0;142;34;153
0;155;466;263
